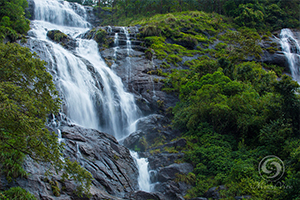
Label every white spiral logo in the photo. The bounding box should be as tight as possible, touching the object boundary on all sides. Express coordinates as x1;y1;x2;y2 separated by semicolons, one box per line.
259;155;285;182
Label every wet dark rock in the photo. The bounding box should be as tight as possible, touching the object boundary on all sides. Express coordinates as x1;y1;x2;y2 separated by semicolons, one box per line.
153;181;185;200
163;138;187;149
121;114;179;151
148;153;184;171
255;36;289;70
130;190;163;200
97;26;179;114
259;51;288;70
26;0;35;20
157;163;194;182
3;124;138;200
62;131;86;142
47;30;77;50
190;198;208;200
204;185;226;199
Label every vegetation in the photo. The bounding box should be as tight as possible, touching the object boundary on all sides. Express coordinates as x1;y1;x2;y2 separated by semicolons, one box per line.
91;0;299;31
0;0;93;198
164;58;300;199
0;42;93;198
47;30;69;43
114;5;300;199
0;187;37;200
0;0;30;42
2;0;300;199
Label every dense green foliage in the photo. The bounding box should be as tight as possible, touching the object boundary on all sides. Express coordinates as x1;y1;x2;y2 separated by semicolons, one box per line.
93;0;299;31
0;0;93;197
0;42;93;197
169;63;300;199
134;10;300;199
0;187;37;200
0;0;30;41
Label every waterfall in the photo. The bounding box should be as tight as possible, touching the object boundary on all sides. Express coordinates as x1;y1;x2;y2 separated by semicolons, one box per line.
130;151;151;192
122;27;133;87
28;0;140;140
28;0;153;192
279;28;300;83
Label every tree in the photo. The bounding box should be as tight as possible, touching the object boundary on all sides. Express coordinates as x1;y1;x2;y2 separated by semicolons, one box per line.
0;0;30;41
0;43;92;196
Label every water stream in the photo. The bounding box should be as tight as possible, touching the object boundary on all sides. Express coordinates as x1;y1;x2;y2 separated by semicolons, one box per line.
279;28;300;83
130;151;151;192
29;0;151;192
30;0;139;140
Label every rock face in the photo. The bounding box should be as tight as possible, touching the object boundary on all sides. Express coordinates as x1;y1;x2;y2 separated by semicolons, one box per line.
99;26;179;115
47;30;77;50
26;0;35;20
257;35;289;70
121;114;178;151
121;114;193;200
2;124;139;200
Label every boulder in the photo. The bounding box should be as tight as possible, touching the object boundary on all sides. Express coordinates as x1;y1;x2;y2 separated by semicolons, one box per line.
148;153;185;171
47;30;77;50
129;190;163;200
121;114;179;151
204;185;226;199
157;163;194;183
153;181;185;200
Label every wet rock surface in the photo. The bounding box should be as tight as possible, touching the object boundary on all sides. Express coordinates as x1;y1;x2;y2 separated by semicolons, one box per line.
256;36;289;70
2;124;139;200
121;114;179;151
47;30;77;50
121;113;193;200
98;26;179;115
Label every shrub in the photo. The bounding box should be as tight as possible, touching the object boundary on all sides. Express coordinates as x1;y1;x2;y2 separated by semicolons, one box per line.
94;29;107;44
0;187;37;200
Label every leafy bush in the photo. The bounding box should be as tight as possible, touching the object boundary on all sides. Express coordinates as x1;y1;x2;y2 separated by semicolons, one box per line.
0;187;37;200
94;29;107;44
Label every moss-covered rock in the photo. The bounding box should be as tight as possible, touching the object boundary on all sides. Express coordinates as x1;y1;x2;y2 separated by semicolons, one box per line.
46;30;76;50
47;30;68;43
94;28;107;44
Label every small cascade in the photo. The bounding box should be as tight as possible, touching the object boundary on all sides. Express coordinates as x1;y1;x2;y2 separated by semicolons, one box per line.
130;151;151;192
122;27;133;85
113;33;119;65
48;114;63;144
279;28;300;83
76;142;82;159
57;129;63;144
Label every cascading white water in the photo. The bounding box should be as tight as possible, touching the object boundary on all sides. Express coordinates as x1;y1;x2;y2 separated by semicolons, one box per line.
28;0;152;191
34;0;90;28
29;0;140;140
130;151;151;192
279;28;300;83
122;27;133;86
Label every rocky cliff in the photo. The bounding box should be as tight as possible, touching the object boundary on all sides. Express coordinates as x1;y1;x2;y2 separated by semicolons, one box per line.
1;124;138;200
17;1;298;199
